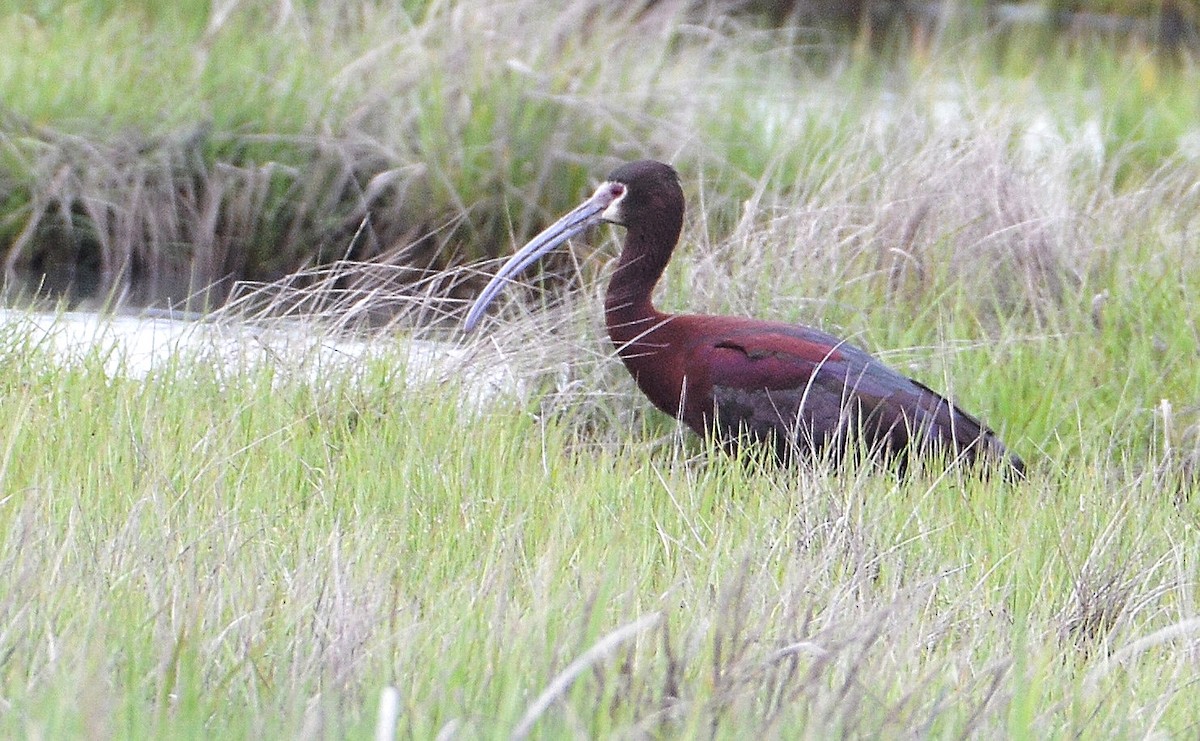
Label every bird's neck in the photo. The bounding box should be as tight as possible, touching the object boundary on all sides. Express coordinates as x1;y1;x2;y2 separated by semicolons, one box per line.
604;226;675;357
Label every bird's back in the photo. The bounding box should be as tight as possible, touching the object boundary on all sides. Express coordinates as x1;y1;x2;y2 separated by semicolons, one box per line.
659;315;1024;474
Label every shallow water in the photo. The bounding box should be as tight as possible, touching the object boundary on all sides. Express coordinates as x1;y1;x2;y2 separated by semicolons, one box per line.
0;307;521;407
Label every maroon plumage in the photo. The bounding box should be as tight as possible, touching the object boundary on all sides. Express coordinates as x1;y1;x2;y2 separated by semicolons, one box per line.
467;160;1024;474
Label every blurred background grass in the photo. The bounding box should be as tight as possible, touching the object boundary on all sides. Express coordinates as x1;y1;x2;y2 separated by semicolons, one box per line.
0;0;1196;311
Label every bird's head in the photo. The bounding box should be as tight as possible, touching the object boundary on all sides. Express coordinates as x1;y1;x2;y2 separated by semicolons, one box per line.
463;160;681;332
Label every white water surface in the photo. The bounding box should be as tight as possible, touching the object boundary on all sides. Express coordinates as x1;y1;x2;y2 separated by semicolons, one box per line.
0;308;521;405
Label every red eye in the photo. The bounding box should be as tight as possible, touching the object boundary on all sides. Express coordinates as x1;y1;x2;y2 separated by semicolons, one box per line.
611;183;626;198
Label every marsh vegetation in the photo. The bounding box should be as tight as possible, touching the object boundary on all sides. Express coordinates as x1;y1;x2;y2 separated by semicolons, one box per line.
2;0;1200;737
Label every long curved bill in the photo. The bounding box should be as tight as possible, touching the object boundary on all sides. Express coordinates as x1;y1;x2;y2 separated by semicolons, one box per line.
463;181;625;332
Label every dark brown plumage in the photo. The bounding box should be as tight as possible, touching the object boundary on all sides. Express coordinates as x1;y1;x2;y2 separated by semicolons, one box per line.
467;160;1024;474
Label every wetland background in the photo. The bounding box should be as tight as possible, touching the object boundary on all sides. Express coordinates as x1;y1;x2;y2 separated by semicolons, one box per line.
3;1;1200;738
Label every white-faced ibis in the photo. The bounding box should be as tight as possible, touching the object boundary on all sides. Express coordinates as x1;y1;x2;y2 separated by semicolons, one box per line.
465;160;1024;475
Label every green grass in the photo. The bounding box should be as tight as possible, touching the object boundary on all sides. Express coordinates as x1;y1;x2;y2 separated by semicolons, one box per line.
1;274;1199;737
3;165;1200;736
2;0;1200;737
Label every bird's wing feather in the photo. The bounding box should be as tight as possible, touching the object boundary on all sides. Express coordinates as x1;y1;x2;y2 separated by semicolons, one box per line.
692;326;893;397
689;324;1004;462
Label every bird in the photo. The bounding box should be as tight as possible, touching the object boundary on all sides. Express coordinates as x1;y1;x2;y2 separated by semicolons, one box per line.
464;160;1024;475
